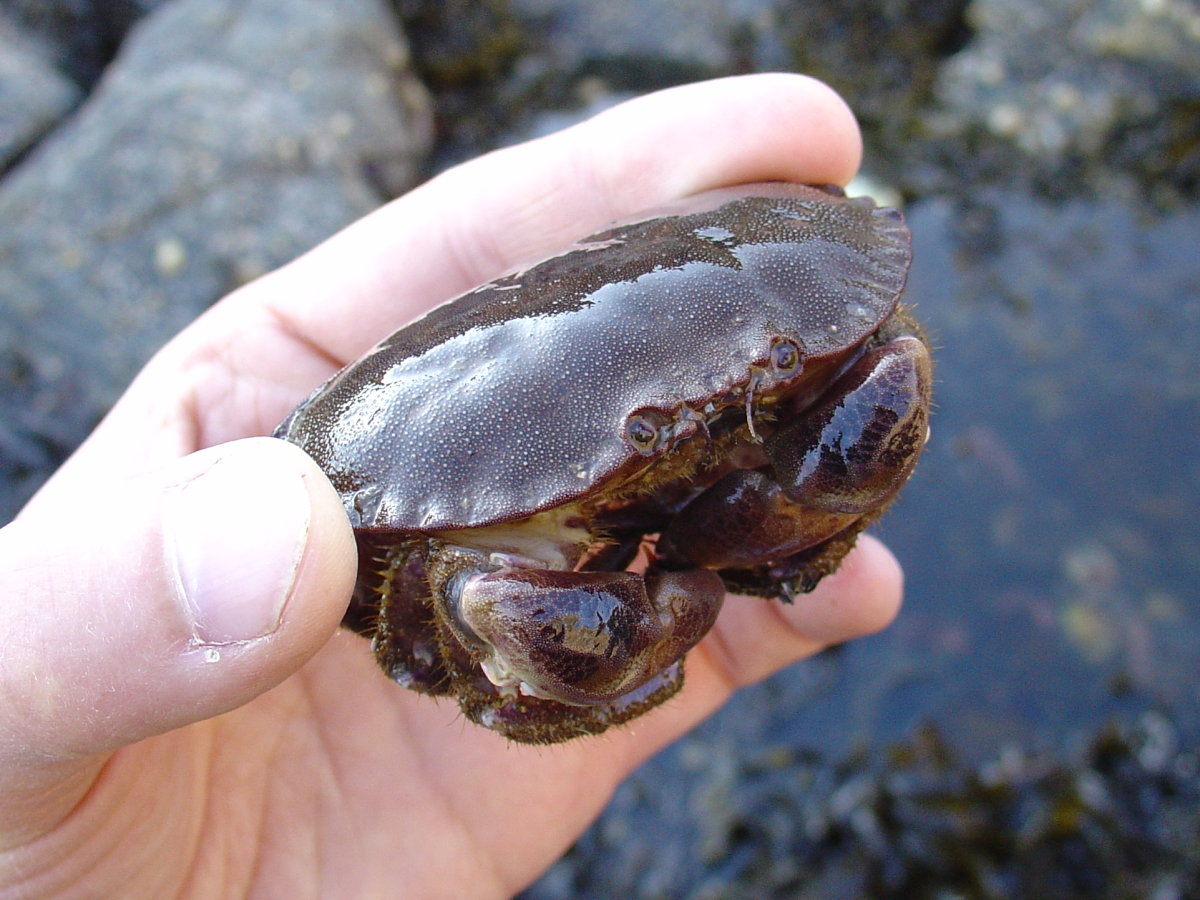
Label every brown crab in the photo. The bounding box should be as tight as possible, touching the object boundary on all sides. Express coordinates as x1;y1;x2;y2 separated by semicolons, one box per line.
274;182;932;744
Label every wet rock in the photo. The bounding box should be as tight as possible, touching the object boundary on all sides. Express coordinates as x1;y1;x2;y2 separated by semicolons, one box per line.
768;0;1200;201
397;0;783;170
780;0;972;159
505;0;783;148
0;0;432;522
931;0;1200;200
0;0;167;86
394;0;528;168
523;718;1200;899
0;11;80;168
509;0;765;75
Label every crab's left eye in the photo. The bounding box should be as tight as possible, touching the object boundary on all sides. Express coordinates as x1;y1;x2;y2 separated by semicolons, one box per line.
625;410;666;455
770;339;802;375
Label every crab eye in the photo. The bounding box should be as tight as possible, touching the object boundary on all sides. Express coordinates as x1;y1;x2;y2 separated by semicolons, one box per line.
770;339;802;375
625;411;664;455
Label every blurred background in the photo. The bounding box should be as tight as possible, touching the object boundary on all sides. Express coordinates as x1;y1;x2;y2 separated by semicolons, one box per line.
1;0;1197;896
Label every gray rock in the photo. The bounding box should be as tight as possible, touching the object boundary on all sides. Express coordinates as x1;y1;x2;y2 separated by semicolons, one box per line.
419;0;784;168
497;0;780;146
931;0;1200;198
0;11;80;167
511;0;777;74
0;0;167;85
0;0;432;522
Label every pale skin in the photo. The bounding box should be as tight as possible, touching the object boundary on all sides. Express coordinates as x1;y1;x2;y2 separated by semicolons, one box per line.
0;74;902;898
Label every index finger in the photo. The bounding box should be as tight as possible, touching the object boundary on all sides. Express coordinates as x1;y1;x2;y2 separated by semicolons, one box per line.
188;74;859;432
61;73;860;481
258;72;861;364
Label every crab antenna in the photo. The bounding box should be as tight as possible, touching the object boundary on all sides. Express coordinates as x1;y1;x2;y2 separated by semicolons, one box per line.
744;372;762;442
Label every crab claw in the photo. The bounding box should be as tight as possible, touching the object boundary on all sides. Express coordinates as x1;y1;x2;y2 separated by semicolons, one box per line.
766;335;932;514
446;568;724;705
655;469;861;570
656;335;932;570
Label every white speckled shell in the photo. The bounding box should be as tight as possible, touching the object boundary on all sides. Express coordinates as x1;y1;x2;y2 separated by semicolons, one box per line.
275;183;912;532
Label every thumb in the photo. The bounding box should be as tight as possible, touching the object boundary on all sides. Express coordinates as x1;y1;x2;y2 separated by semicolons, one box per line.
0;437;356;769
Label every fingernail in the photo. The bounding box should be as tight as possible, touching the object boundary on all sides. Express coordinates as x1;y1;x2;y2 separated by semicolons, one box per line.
166;447;311;645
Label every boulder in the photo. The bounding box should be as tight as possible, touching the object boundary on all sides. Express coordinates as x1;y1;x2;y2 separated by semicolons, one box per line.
0;0;432;521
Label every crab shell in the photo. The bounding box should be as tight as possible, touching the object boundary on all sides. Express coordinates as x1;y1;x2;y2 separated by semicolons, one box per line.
274;182;925;743
275;182;913;536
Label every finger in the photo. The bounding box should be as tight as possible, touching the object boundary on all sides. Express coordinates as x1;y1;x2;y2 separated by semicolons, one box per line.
0;438;355;813
39;72;861;489
698;533;904;688
144;73;860;447
256;72;862;364
595;535;903;759
470;534;903;895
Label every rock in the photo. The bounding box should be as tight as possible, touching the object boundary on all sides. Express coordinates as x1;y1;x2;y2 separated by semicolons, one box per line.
931;0;1200;200
0;0;168;85
398;0;786;169
780;0;971;150
0;10;80;167
509;0;765;75
0;0;432;522
759;0;1199;200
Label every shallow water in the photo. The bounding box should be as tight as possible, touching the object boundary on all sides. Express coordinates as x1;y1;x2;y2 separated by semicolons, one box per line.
877;192;1200;753
521;188;1200;899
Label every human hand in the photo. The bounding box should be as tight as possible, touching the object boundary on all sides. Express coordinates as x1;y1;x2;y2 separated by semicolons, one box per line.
0;74;902;898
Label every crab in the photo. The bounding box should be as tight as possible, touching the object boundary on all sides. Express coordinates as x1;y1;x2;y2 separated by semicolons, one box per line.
274;182;932;744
